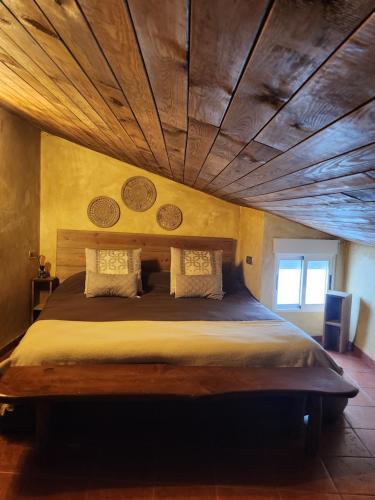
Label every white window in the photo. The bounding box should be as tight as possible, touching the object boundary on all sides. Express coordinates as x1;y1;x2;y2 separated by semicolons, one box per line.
273;240;338;312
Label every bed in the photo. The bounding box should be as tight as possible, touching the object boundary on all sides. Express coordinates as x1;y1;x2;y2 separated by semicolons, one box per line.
0;229;348;425
4;269;341;372
2;229;340;372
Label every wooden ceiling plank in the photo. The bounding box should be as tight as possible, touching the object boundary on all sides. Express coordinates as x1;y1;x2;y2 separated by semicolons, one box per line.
346;189;375;202
189;0;270;128
184;0;270;186
0;78;131;162
0;81;116;162
3;0;143;166
0;80;112;154
234;142;375;198
206;141;281;193
278;219;375;233
229;99;375;193
195;0;375;189
162;127;187;182
193;131;249;189
128;0;188;181
0;5;135;161
275;217;375;227
248;195;367;210
266;204;375;217
0;10;112;135
245;196;354;208
78;0;172;177
257;13;375;151
0;85;66;130
184;118;219;185
0;39;113;151
34;0;156;169
237;172;375;204
0;64;87;134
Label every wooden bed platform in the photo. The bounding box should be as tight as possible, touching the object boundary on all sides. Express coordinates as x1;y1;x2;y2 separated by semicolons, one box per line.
0;230;358;455
0;365;358;456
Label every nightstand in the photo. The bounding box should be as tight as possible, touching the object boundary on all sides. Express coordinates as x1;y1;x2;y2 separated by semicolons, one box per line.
31;277;59;323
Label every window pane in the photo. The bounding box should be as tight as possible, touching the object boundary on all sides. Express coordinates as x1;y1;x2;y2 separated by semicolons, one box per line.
305;260;329;305
276;259;302;306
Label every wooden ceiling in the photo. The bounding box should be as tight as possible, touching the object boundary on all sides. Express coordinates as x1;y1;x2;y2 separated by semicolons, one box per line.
0;0;374;244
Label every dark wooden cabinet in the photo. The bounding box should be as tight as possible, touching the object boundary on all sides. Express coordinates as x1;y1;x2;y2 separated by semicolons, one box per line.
31;277;59;323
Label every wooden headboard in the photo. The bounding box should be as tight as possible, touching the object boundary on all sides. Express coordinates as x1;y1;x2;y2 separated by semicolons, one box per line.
56;229;237;282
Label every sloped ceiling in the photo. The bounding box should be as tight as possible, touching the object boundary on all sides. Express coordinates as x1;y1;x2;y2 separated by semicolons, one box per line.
0;0;374;244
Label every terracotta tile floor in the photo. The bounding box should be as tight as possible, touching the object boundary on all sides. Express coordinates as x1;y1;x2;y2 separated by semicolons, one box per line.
0;351;374;499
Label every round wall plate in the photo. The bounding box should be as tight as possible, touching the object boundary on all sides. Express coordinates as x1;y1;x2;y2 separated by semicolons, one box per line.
157;204;183;231
87;196;120;228
121;176;157;212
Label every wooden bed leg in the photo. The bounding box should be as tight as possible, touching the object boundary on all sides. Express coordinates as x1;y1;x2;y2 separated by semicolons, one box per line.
35;400;51;452
305;395;322;456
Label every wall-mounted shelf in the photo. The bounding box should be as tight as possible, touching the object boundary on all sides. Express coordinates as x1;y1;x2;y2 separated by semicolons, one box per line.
323;291;352;353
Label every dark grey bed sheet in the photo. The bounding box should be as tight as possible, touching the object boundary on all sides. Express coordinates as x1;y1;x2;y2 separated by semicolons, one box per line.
39;271;280;322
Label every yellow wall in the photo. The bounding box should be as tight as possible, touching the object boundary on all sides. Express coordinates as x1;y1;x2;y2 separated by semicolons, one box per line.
345;243;375;361
236;207;265;299
40;134;241;273
0;108;40;349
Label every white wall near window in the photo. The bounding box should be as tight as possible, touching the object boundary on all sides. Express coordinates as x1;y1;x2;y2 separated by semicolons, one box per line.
273;239;339;255
273;239;339;313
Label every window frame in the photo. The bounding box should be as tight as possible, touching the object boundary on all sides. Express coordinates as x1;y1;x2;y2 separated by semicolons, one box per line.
273;252;336;313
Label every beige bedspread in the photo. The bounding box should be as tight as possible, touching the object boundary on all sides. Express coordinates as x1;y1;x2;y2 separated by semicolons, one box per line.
3;319;341;373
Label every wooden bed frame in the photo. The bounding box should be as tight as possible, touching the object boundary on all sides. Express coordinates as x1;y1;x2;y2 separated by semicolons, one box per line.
0;365;357;455
0;229;358;455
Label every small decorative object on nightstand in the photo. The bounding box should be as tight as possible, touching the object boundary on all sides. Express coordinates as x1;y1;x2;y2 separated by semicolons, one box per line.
323;291;352;353
37;254;50;279
31;277;59;323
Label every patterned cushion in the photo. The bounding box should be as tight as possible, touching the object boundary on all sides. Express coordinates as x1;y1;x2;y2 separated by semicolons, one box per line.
86;271;138;298
85;248;142;294
175;274;224;300
170;247;223;296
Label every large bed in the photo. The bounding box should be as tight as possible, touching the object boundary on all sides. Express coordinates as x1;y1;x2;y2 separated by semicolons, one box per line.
6;269;341;374
1;229;347;422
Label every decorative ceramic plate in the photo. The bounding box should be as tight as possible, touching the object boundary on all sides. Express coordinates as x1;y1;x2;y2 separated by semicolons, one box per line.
121;176;157;212
87;196;120;228
157;204;183;231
